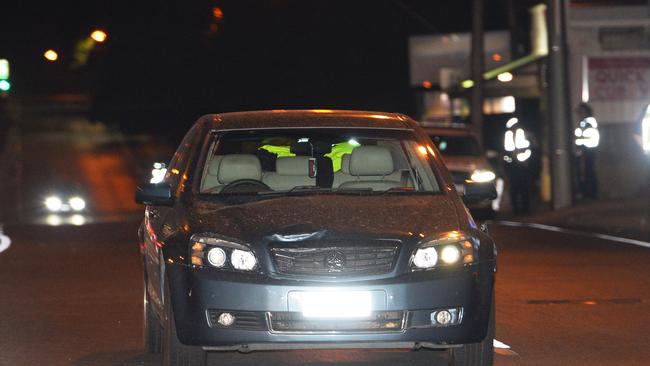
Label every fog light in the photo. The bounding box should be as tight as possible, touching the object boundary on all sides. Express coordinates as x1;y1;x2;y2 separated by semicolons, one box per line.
431;307;462;326
217;312;235;327
435;310;452;325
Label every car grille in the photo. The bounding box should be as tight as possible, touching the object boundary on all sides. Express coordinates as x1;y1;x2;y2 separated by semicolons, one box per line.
270;241;400;277
207;310;267;330
450;171;471;184
269;311;405;333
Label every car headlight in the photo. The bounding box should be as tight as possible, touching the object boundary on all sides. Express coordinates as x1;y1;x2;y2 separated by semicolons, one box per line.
45;196;63;212
69;197;86;211
190;234;258;271
470;169;496;183
206;247;227;267
413;247;438;269
411;232;475;271
231;249;257;271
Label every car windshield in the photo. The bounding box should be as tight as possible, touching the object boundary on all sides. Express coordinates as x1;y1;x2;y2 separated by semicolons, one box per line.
199;128;441;196
429;135;480;157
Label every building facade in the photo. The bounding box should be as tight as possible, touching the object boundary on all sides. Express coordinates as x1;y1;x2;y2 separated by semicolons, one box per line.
568;3;650;198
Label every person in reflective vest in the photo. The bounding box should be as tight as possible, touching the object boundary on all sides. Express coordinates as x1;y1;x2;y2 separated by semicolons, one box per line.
325;140;360;172
634;103;650;154
259;141;359;174
258;144;295;158
503;117;532;214
574;103;599;199
635;104;650;241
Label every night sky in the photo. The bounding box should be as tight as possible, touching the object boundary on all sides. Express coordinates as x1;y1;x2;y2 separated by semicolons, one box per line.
2;0;541;128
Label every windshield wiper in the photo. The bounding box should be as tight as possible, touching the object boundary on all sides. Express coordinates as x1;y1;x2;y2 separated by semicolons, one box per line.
333;187;373;195
257;186;332;196
256;186;376;197
378;187;420;195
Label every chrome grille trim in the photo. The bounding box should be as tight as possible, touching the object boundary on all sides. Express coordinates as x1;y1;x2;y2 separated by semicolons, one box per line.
270;241;400;277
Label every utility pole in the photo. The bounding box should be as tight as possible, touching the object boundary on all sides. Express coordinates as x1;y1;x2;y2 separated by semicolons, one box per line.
547;0;573;209
470;0;484;149
507;0;520;58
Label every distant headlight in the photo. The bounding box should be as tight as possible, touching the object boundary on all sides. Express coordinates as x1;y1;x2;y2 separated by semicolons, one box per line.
45;196;63;212
190;234;258;271
69;197;86;211
411;232;475;271
470;169;496;183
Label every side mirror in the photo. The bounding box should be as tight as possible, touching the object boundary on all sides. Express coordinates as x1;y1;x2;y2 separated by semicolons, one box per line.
135;183;174;206
462;181;497;204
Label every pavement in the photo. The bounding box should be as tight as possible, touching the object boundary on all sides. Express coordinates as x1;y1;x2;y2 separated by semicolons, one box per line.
501;196;650;243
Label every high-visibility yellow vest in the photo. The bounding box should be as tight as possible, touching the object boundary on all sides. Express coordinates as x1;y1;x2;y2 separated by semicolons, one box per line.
325;142;358;172
260;142;358;172
259;145;296;158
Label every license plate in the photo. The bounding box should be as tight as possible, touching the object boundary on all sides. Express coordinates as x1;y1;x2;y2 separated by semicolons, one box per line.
290;291;372;318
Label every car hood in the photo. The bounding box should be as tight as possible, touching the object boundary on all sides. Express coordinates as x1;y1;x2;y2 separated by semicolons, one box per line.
441;155;490;173
190;194;461;243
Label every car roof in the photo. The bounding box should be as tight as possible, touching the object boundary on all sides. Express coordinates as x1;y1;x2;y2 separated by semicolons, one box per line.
421;126;477;138
201;110;415;131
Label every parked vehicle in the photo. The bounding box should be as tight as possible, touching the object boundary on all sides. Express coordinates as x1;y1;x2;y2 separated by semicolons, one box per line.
421;124;503;217
136;110;497;366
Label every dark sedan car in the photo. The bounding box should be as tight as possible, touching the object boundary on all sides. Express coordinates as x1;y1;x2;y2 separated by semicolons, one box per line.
135;110;497;366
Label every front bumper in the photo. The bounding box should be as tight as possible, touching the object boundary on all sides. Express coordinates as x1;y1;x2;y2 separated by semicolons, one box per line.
166;261;495;349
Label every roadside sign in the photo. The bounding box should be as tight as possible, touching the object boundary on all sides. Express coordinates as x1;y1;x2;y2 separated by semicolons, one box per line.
588;57;650;101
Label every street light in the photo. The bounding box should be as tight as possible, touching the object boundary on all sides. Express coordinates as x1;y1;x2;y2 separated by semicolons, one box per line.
497;72;513;83
44;49;58;61
90;30;107;43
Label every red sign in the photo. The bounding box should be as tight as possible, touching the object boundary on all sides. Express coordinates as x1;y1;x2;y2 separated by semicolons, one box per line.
588;57;650;101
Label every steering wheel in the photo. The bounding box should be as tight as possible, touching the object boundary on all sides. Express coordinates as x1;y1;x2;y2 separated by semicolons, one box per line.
220;179;271;194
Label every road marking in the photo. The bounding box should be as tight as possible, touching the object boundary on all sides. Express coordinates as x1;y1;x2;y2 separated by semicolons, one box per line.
494;339;518;356
0;233;11;254
495;220;650;249
527;298;642;305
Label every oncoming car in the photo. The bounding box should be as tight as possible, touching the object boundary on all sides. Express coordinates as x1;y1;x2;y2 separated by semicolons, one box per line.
37;183;88;226
421;125;503;217
135;110;497;366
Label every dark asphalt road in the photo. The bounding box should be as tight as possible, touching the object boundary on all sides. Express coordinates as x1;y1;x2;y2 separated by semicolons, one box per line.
1;102;650;365
1;222;650;366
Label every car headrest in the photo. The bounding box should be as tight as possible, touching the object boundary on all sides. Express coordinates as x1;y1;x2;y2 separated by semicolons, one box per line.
276;156;310;176
217;154;262;184
207;155;223;176
340;154;351;174
349;146;394;176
